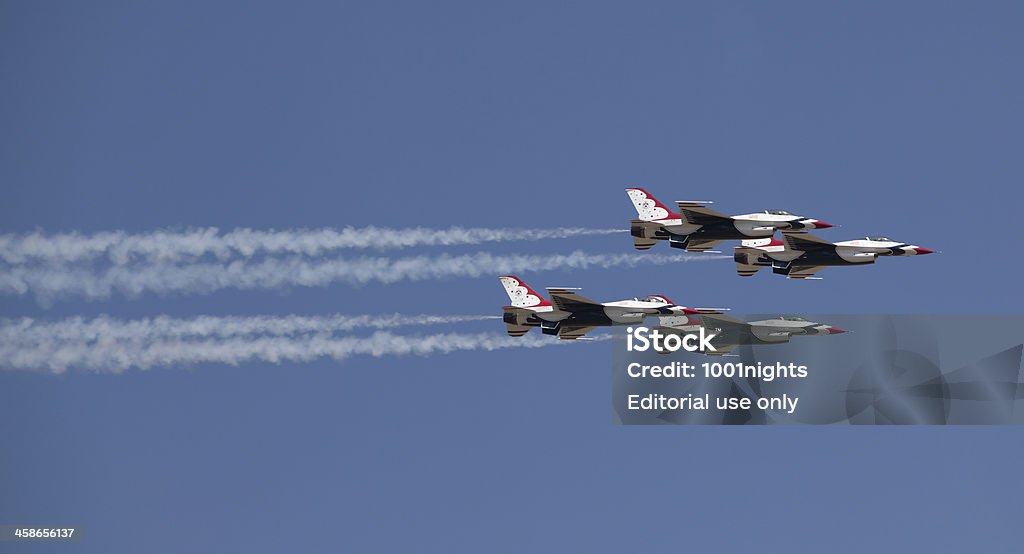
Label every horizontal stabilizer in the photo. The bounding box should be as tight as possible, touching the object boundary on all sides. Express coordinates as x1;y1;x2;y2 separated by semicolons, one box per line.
502;305;539;327
632;236;657;250
504;323;532;337
735;262;763;277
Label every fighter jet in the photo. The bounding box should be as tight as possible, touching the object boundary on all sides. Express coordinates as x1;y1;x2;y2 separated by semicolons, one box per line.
733;233;936;279
626;187;833;252
656;314;846;355
499;275;726;340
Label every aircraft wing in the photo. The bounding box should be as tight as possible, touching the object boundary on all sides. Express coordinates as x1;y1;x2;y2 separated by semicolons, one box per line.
558;325;598;340
699;313;747;326
547;288;603;314
781;232;834;252
675;201;731;226
787;265;827;279
747;326;797;342
684;238;723;253
698;314;752;345
702;343;738;356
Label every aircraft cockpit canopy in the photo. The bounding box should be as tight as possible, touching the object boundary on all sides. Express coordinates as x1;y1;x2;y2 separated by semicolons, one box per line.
635;295;670;304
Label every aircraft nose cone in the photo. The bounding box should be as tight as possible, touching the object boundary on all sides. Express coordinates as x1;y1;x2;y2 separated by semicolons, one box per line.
826;326;847;334
814;220;833;229
913;247;935;255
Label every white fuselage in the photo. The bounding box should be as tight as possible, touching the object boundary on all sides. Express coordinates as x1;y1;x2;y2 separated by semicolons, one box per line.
659;316;842;344
745;319;836;341
533;298;686;324
651;212;813;238
745;237;930;264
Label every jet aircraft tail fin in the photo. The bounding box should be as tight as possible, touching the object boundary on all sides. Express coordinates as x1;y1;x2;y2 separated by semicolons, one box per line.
625;187;680;222
498;276;552;309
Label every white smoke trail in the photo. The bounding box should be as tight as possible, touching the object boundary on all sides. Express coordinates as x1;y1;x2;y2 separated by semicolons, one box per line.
0;313;500;343
1;329;607;373
0;226;626;265
0;250;727;302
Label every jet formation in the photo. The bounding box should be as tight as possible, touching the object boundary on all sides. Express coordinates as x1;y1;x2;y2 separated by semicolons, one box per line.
495;186;936;342
626;186;934;279
498;275;844;353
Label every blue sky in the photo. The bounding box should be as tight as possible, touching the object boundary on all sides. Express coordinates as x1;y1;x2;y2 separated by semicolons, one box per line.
1;1;1022;551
